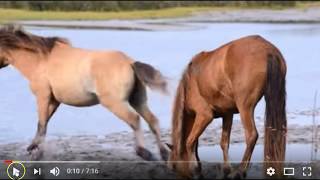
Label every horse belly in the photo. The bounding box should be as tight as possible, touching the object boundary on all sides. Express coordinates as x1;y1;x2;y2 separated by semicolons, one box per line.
48;57;99;106
52;86;99;107
210;96;239;115
54;89;99;106
200;84;238;115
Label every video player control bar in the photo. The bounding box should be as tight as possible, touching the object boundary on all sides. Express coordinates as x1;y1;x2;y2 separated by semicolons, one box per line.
0;161;317;179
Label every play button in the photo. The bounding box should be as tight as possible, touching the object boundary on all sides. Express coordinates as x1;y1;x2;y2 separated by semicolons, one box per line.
6;161;26;180
34;168;41;175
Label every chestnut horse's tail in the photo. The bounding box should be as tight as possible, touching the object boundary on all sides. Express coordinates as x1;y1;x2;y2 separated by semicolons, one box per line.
132;61;168;94
171;69;189;160
264;54;287;171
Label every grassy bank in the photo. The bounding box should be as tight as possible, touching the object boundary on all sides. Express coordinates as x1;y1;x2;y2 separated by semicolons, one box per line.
0;7;218;21
1;2;319;22
296;1;320;9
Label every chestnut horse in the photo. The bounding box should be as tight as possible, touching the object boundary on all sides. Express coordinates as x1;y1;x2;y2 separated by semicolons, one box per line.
167;35;287;178
0;25;169;161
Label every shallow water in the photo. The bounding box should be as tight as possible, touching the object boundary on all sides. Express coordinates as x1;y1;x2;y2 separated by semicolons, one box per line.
0;23;320;143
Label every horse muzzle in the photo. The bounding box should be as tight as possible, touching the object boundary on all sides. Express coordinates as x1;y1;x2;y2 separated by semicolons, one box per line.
0;64;8;69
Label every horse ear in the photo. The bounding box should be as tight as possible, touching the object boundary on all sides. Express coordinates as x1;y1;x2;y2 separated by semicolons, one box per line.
165;143;173;151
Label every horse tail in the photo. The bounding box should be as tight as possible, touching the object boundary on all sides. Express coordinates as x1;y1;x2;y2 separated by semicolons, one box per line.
264;53;287;172
171;69;189;161
132;61;168;94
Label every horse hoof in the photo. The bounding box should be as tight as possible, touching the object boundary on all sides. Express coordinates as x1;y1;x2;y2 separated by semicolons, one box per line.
222;165;232;177
27;143;39;153
193;173;204;180
136;146;157;161
227;170;246;179
28;147;44;161
160;146;169;161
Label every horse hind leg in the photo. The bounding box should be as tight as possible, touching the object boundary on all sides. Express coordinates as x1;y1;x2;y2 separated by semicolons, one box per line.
129;82;169;161
220;114;233;177
99;95;156;161
229;105;258;179
186;107;214;178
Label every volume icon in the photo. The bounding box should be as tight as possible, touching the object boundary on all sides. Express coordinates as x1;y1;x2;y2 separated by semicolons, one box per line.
50;167;60;176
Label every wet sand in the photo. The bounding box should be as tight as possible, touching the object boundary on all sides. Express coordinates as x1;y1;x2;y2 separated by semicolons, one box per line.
0;123;318;179
0;109;319;179
0;122;317;161
13;6;320;31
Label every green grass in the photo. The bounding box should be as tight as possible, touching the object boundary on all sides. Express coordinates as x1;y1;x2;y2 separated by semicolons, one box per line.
0;7;218;21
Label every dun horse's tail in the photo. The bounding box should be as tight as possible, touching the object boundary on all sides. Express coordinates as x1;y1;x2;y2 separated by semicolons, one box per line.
132;61;168;94
264;54;287;172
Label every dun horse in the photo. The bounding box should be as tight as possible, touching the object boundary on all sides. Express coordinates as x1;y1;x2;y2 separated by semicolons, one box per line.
167;35;287;178
0;25;169;161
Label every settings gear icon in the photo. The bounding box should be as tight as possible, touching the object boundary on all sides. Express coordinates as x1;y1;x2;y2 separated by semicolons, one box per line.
266;167;276;176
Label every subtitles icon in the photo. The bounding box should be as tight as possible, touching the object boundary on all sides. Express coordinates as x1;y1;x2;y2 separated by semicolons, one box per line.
283;167;294;176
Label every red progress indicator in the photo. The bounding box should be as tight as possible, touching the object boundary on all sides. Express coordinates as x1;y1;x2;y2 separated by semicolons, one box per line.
3;160;13;165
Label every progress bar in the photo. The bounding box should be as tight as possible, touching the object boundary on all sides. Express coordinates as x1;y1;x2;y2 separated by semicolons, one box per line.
19;161;101;164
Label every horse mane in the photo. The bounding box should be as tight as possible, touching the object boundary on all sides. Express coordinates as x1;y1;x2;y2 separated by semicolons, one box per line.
0;24;70;55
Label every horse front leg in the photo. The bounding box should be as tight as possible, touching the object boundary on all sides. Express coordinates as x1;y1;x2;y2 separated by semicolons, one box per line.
27;95;60;159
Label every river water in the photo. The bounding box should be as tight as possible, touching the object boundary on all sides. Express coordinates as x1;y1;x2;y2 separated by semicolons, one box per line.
0;23;319;144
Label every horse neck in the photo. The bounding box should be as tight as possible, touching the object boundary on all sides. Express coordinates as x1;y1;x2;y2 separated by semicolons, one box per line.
8;50;42;80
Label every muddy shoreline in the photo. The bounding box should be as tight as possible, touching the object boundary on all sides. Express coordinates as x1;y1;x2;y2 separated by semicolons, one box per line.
0;116;318;179
0;122;317;161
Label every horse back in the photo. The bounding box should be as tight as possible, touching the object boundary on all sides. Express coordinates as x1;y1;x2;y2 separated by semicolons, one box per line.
185;35;284;116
